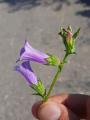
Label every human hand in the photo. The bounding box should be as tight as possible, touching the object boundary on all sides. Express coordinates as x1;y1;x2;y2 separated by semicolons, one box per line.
32;94;90;120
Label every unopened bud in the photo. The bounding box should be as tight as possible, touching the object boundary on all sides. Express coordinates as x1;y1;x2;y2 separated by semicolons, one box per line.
59;25;80;54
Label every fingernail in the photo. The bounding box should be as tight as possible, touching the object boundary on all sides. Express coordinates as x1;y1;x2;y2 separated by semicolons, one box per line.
38;102;61;120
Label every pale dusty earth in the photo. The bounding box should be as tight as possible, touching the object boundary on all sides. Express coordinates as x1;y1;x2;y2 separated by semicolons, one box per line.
0;0;90;120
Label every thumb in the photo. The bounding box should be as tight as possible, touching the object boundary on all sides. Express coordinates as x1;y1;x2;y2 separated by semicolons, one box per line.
32;101;79;120
38;101;60;120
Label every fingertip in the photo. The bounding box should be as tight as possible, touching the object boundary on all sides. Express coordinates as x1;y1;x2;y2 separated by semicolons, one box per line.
38;101;61;120
33;100;79;120
32;101;42;118
58;104;79;120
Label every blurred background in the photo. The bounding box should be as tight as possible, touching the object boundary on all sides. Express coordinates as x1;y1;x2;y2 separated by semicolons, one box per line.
0;0;90;119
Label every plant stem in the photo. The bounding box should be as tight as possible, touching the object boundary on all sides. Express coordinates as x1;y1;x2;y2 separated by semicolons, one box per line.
44;53;68;101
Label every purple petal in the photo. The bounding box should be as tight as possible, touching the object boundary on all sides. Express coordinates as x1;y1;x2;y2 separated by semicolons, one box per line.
22;61;33;72
15;61;38;85
19;40;49;64
20;47;25;56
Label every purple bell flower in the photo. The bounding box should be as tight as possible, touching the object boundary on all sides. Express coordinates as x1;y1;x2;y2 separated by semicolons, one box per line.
17;40;49;65
15;61;38;86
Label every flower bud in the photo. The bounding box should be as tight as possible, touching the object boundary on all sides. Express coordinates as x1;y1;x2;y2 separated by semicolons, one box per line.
67;31;73;44
59;26;80;54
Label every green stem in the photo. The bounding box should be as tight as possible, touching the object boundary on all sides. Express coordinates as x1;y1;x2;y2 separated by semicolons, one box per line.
62;52;68;64
44;53;69;101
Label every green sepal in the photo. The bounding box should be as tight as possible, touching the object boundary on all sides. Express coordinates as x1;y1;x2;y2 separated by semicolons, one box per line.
46;54;60;66
67;25;72;32
59;27;69;49
59;27;67;37
73;28;80;39
37;80;46;96
31;80;46;98
32;93;43;97
67;41;75;54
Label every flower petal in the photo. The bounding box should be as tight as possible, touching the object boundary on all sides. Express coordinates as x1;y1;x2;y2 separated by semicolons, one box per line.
15;61;38;85
19;40;49;64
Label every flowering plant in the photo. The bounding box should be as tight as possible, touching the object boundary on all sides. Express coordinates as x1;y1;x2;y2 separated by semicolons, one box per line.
15;26;80;101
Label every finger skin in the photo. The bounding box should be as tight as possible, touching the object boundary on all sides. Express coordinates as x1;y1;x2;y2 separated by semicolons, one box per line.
58;104;79;120
38;101;61;120
32;101;42;118
32;94;89;119
33;100;79;120
50;94;88;118
87;97;90;120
